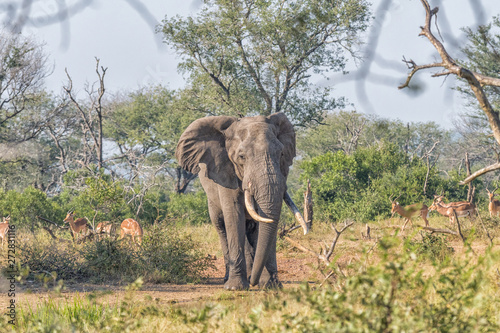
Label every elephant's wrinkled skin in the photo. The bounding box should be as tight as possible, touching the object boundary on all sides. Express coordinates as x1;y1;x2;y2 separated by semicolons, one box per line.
176;113;307;290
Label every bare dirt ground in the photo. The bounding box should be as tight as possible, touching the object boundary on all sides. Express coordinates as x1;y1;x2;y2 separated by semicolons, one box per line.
0;252;320;309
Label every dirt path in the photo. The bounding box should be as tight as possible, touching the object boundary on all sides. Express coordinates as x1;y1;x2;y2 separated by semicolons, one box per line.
0;253;319;308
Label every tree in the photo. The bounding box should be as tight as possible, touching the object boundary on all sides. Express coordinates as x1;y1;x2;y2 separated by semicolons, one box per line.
296;111;450;161
63;58;107;170
160;0;370;125
0;32;50;140
449;17;500;185
104;85;200;214
399;0;500;184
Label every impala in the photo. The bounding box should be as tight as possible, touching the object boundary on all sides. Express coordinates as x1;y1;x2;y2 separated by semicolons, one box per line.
433;195;469;207
487;188;500;217
120;218;143;245
63;211;90;242
96;221;115;238
0;216;11;246
429;199;476;224
391;197;429;230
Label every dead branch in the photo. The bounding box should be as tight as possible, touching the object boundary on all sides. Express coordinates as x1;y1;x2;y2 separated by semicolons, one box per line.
41;226;58;240
319;270;336;288
284;220;354;266
459;162;500;185
37;216;68;229
401;0;500;184
279;224;301;238
452;209;466;245
420;226;459;236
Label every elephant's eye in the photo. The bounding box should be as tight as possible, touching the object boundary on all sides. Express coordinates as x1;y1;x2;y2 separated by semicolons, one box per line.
238;154;245;161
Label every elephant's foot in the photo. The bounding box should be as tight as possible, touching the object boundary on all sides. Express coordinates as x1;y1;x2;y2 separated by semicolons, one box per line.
258;273;282;289
224;276;249;291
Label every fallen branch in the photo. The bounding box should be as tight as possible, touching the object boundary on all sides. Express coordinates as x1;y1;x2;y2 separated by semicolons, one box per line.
284;220;354;266
41;226;58;240
420;226;459;236
37;216;68;229
279;223;301;238
319;270;335;288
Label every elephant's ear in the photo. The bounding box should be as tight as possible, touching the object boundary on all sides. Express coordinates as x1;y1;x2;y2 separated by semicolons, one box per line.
176;116;239;189
268;112;296;176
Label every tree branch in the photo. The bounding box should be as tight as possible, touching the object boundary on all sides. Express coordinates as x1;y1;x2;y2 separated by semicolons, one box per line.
459;162;500;185
400;0;500;183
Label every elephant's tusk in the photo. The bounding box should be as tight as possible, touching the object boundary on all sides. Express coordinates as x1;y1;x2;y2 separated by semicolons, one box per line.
284;192;309;235
244;189;274;223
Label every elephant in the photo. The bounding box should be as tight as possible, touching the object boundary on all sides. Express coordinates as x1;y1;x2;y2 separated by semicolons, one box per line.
176;112;309;290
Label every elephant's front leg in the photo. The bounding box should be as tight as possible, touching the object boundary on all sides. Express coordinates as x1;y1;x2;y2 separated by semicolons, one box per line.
219;187;249;290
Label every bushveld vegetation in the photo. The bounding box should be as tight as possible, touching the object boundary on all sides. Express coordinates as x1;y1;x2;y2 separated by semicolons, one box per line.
1;219;500;332
2;0;500;332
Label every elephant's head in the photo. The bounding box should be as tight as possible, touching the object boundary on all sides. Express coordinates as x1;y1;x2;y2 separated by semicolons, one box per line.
176;112;308;286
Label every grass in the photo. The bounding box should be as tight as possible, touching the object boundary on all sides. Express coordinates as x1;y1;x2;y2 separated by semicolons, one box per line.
2;213;500;332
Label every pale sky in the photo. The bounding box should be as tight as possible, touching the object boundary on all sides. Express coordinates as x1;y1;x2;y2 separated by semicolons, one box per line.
9;0;500;128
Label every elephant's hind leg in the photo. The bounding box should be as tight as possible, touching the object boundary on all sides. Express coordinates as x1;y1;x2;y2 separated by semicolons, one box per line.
208;199;230;283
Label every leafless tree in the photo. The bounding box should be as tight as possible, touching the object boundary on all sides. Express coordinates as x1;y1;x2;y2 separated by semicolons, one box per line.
63;58;107;170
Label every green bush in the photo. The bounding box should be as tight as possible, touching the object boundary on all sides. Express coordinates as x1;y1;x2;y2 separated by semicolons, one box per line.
15;232;86;281
166;191;210;225
299;142;458;222
0;187;63;229
57;170;132;227
81;238;141;281
238;237;500;332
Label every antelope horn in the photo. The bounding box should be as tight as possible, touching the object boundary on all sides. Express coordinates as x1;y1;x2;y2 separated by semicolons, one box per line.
392;193;401;203
284;192;309;235
244;188;273;223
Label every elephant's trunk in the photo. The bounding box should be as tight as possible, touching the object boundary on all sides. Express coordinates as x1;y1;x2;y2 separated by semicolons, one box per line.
249;212;279;286
246;168;284;287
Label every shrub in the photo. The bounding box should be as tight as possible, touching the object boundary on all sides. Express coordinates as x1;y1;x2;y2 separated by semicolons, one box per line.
299;142;457;222
10;225;212;284
0;187;63;229
238;237;500;332
407;232;455;262
81;238;141;282
140;224;212;283
166;191;210;225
